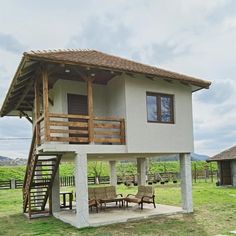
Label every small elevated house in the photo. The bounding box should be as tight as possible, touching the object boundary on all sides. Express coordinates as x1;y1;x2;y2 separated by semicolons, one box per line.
207;145;236;186
0;49;211;228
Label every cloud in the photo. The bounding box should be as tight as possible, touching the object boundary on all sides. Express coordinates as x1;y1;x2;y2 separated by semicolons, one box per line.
0;32;27;53
0;0;236;157
196;80;235;104
68;15;133;57
0;117;31;158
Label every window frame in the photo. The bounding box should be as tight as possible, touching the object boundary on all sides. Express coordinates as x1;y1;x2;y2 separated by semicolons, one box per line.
146;92;174;124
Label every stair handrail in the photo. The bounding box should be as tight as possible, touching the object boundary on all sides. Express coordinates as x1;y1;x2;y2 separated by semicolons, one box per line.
23;125;36;189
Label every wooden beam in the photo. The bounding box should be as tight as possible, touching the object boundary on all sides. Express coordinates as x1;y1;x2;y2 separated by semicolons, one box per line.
35;77;41;146
13;79;34;111
42;66;50;142
120;119;125;144
19;110;33;124
87;78;94;143
39;90;53;106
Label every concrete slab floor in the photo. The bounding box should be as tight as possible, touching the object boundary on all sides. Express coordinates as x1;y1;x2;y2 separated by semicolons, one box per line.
54;203;184;228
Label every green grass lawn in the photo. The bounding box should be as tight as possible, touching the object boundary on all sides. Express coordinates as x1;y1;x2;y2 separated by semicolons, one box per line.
1;183;236;235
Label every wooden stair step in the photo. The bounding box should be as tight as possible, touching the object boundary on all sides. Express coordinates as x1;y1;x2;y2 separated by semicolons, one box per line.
31;186;48;189
30;210;50;215
31;203;44;206
37;158;57;162
30;190;47;193
31;196;46;199
34;174;53;176
31;182;50;187
36;164;55;167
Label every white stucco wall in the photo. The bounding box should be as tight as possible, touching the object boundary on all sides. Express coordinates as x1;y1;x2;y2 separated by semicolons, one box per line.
49;79;108;116
124;75;194;153
48;75;194;154
106;75;126;118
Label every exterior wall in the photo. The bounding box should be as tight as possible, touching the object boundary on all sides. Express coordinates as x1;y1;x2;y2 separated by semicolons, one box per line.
124;75;194;153
231;160;236;186
106;76;126;118
49;79;108;116
47;74;194;154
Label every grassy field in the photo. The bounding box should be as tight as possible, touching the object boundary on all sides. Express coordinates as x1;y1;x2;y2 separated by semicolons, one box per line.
0;182;236;235
0;161;217;180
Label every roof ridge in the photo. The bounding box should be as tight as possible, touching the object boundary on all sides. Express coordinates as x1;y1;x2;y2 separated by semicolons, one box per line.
26;48;94;55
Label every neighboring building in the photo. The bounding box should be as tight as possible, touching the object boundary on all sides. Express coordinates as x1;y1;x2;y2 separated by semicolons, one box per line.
207;145;236;186
0;49;211;228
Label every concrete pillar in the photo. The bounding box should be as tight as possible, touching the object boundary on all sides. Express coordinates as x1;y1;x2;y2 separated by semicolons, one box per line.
231;160;236;187
179;153;193;213
75;152;89;228
51;168;60;213
10;179;16;189
137;158;146;186
109;161;117;186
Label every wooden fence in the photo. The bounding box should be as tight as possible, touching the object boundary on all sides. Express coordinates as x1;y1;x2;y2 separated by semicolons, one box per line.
0;169;219;190
0;179;23;190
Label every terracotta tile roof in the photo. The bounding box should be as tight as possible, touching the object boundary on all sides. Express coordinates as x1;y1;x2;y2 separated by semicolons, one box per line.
207;145;236;162
25;49;211;88
0;49;211;117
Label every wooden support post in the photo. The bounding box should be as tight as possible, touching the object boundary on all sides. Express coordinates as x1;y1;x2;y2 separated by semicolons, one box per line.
87;78;94;143
34;77;41;146
120;119;125;144
42;67;50;142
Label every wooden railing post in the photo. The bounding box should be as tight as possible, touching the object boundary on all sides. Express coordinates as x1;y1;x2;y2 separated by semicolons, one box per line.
42;67;50;142
87;78;94;143
120;119;125;144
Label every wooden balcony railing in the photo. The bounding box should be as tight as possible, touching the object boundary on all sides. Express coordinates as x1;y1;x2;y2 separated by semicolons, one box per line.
37;113;125;145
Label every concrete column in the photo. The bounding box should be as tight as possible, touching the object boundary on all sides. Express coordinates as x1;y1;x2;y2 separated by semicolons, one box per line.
179;153;193;213
231;160;236;187
75;152;89;228
10;179;16;189
109;161;117;186
51;168;60;213
137;158;146;186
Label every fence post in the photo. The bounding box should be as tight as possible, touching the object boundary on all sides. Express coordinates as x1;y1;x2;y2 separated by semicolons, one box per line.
10;179;16;189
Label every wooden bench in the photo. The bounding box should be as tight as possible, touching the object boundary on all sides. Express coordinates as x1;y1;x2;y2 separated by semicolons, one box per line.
88;186;123;210
124;185;156;209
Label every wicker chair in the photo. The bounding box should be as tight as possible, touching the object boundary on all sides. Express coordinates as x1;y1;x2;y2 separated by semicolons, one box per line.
124;185;156;209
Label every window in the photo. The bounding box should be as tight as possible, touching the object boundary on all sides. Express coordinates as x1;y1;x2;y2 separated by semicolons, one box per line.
146;92;174;123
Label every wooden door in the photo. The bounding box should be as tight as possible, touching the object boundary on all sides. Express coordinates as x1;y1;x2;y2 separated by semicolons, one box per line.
67;94;88;144
220;161;232;185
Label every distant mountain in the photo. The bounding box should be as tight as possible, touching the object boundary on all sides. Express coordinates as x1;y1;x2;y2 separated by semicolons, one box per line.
0;156;27;166
154;153;209;162
191;153;209;161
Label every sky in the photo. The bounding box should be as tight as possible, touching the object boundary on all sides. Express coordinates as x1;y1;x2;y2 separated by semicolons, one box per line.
0;0;236;158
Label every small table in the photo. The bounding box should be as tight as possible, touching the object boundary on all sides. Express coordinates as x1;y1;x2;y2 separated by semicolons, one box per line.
60;192;73;210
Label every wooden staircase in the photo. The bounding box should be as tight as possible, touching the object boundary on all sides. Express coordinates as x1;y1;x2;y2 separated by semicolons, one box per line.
23;128;62;218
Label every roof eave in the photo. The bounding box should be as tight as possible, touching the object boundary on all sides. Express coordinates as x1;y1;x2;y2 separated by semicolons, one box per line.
25;54;212;90
0;56;27;117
